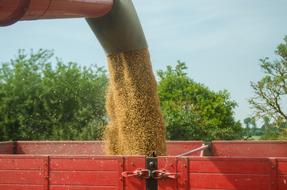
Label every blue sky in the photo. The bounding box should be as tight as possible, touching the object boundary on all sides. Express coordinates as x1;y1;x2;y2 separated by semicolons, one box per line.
0;0;287;123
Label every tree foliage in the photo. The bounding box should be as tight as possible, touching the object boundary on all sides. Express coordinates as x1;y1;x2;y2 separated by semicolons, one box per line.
249;36;287;124
0;49;107;141
157;61;242;141
0;50;245;141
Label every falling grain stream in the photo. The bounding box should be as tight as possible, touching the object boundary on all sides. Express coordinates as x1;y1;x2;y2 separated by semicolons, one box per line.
105;49;166;156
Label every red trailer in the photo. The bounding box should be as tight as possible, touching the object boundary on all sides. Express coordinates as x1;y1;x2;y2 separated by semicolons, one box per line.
0;140;287;190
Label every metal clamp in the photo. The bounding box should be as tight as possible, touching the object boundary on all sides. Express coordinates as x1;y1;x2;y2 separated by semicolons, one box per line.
152;170;178;180
122;168;151;179
122;168;178;180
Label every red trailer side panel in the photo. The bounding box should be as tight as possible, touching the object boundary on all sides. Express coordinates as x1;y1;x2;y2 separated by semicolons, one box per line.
177;157;189;190
278;158;287;190
158;157;275;190
16;141;105;155
0;156;47;190
49;156;124;190
1;141;287;190
124;156;146;190
188;157;272;190
213;141;287;157
166;141;203;156
158;157;178;190
0;142;13;154
15;141;204;156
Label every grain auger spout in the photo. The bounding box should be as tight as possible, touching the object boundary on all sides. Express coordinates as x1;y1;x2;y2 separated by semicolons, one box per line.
86;0;148;54
0;0;147;54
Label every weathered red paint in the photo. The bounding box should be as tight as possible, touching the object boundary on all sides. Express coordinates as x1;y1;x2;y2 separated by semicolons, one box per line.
16;141;105;155
212;140;287;157
0;142;13;154
157;157;177;190
14;141;204;156
0;141;287;190
124;156;146;190
188;157;272;190
278;158;287;190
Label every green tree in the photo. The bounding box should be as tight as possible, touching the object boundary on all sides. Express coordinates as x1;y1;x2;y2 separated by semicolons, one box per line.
157;61;242;141
249;36;287;139
249;36;287;124
0;49;107;141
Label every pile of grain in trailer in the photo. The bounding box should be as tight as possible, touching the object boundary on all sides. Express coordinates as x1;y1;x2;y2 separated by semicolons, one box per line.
104;48;166;156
